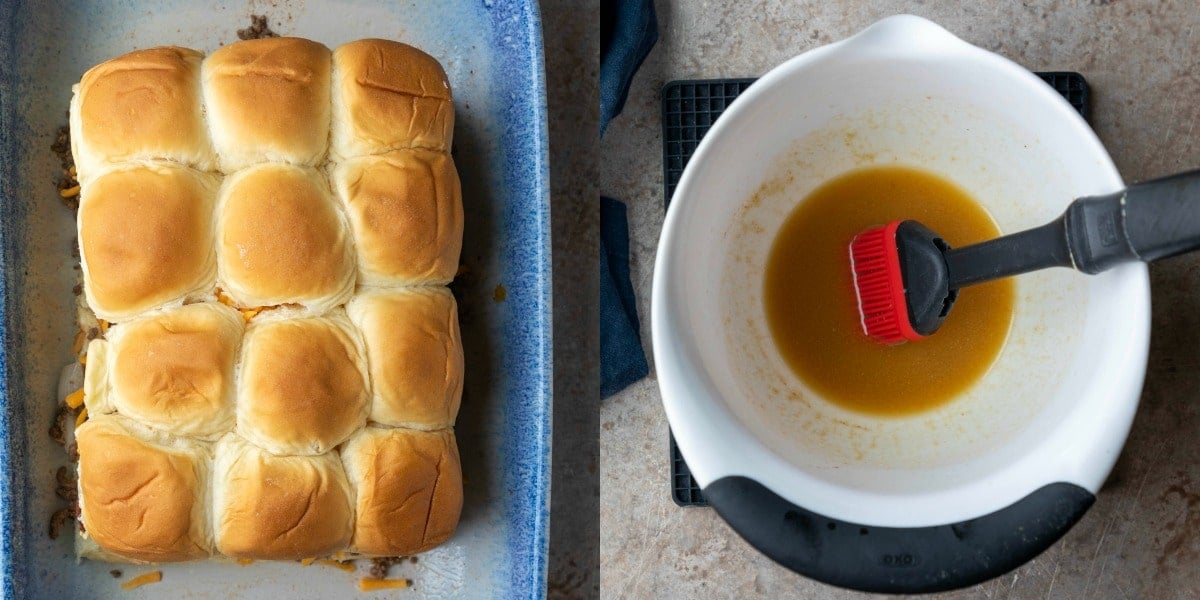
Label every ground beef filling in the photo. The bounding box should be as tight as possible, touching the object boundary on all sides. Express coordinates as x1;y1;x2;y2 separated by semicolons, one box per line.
51;123;79;210
237;14;278;40
368;556;409;579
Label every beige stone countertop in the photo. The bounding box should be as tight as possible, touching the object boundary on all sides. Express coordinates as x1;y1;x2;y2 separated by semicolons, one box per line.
541;0;600;598
600;1;1200;598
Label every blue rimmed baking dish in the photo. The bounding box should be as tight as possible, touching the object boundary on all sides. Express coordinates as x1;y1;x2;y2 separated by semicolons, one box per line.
0;1;552;598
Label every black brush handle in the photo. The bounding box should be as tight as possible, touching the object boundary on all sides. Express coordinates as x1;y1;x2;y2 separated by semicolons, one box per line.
945;169;1200;288
1088;169;1200;267
943;220;1072;288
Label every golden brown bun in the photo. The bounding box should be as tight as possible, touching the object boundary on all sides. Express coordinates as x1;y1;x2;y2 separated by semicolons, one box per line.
202;38;332;172
332;150;462;285
212;434;353;560
341;427;462;556
215;163;355;311
331;39;454;159
105;303;242;438
76;415;211;563
346;288;462;429
236;312;369;455
69;46;214;182
78;164;219;322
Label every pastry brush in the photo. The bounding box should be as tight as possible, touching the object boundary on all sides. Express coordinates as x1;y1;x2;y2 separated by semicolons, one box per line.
850;169;1200;344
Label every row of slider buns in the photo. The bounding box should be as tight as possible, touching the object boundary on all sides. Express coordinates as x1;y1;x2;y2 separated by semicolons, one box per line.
69;37;452;178
77;290;464;562
72;37;462;322
76;417;462;563
77;153;462;322
83;291;463;445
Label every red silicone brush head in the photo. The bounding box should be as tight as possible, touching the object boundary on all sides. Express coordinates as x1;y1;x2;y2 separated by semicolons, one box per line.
849;221;926;345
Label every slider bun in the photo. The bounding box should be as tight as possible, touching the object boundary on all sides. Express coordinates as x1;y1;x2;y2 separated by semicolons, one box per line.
202;38;332;172
332;150;462;286
69;46;214;183
213;433;353;560
347;288;462;429
342;427;462;556
331;39;454;159
82;339;114;415
215;163;354;311
76;415;211;563
236;312;369;455
78;164;219;322
105;303;242;438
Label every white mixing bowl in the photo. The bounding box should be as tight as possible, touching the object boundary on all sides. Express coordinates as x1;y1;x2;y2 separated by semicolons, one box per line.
653;14;1150;593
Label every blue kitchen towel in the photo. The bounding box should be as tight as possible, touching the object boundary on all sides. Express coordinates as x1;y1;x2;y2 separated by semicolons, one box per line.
600;0;658;398
600;0;658;136
601;196;648;398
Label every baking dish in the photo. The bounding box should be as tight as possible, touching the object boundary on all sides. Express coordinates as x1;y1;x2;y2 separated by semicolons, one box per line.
0;1;551;598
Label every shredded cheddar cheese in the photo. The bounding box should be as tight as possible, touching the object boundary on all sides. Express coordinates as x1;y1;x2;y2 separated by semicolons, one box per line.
237;558;254;566
120;570;161;590
65;388;85;410
216;289;236;307
98;320;110;335
358;578;411;591
75;407;88;428
240;308;260;323
319;559;355;573
79;352;87;366
59;185;81;199
299;557;317;566
71;330;86;355
69;166;76;176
